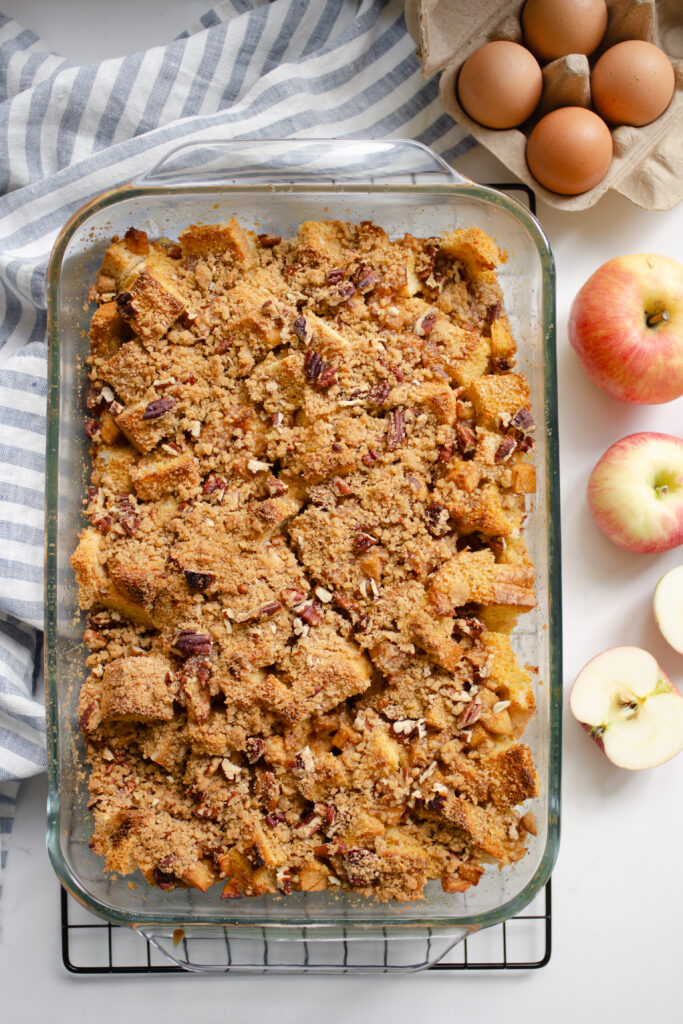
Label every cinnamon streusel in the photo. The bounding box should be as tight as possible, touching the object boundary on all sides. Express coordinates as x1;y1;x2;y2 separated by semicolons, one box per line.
73;217;540;901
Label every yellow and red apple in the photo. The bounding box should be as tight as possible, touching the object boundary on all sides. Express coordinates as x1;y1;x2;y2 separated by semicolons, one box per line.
587;432;683;553
569;254;683;404
570;647;683;770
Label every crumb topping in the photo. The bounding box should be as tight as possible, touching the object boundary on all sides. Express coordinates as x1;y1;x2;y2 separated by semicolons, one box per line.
75;218;540;902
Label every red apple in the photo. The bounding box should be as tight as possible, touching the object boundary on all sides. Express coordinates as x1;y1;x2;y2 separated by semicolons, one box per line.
587;432;683;553
570;647;683;770
569;253;683;404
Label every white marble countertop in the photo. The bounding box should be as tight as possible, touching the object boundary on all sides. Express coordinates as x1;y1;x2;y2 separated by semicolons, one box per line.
0;4;681;1022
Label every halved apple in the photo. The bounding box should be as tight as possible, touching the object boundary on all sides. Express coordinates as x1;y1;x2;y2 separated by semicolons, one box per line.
570;647;683;769
654;566;683;654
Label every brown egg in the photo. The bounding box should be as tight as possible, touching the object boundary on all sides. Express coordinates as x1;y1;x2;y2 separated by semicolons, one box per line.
591;40;675;127
522;0;607;61
457;41;543;129
526;107;613;194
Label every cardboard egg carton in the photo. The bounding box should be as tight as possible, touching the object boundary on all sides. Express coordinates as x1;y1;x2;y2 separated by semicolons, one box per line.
405;0;683;210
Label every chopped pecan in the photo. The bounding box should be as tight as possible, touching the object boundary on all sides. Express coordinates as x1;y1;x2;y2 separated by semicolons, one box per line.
439;437;455;463
304;348;323;380
281;587;307;608
492;357;512;372
202;473;227;496
511;408;535;433
362;448;380;466
317;364;338;389
517;435;535;453
265;811;287;828
327;268;345;285
494;436;517;463
300;602;322;626
240;601;282;623
257;233;282;247
386;407;406;450
458;700;482;728
266;474;288;496
356;269;376;293
215;336;232;354
453;616;485;639
354;613;370;634
354;531;379;553
455;422;477;455
292;315;309;343
174;630;212;656
85;419;100;438
141;397;176;421
368;380;390;405
245;737;265;764
414;311;437;337
184;570;215;592
425;502;449;535
343;848;381;887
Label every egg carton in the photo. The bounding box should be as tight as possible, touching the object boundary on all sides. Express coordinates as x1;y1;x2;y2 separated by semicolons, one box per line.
405;0;683;210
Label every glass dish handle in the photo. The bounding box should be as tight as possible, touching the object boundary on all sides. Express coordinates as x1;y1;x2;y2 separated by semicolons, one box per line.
136;137;467;188
137;923;469;973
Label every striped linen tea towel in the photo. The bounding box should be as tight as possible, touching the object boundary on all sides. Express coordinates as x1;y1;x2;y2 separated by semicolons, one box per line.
0;0;471;895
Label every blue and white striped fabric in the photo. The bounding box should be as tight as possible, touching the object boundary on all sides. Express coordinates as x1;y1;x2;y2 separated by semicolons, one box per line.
0;0;471;895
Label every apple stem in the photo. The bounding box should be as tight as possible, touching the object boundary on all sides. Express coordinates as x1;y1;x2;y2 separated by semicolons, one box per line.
646;309;670;327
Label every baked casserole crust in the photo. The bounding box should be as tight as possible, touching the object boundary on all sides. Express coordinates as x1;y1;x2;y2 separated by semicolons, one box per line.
72;217;539;901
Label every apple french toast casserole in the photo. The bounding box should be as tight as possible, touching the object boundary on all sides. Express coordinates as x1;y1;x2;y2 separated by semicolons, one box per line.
72;216;540;902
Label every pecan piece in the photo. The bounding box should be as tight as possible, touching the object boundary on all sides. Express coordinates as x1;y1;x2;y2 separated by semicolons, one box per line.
458;700;482;728
439;437;455;463
265;811;287;828
202;473;227;496
266;474;288;497
494;436;517;463
257;233;282;247
300;601;322;626
327;268;345;285
141;397;176;421
85;419;100;438
317;364;338;389
304;349;323;380
414;311;437;337
362;448;380;466
455;422;477;455
174;630;212;656
425;502;449;535
368;380;390;405
184;570;215;592
245;737;265;764
343;848;381;887
511;408;535;433
214;336;232;355
354;531;379;553
386;407;406;450
292;315;309;343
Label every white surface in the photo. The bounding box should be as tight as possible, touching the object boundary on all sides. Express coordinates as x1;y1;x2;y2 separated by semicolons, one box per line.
1;6;682;1022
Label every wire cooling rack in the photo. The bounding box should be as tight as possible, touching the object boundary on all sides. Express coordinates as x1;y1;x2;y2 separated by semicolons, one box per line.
60;179;548;975
60;880;551;973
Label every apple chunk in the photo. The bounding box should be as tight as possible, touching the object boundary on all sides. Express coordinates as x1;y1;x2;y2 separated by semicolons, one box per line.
570;647;683;769
654;566;683;654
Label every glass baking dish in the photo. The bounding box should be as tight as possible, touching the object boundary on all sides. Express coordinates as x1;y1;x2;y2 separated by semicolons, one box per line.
45;138;561;973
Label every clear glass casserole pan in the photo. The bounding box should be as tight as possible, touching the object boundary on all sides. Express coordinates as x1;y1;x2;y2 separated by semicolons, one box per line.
45;139;561;972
